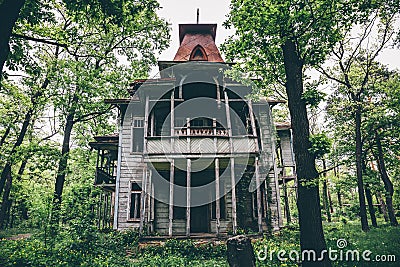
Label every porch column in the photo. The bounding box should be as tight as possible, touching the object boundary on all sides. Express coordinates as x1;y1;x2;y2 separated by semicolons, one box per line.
170;89;175;152
168;160;174;237
224;88;237;234
186;158;191;236
230;157;237;234
143;95;149;154
147;170;152;226
215;158;220;235
139;166;148;233
150;113;154;137
255;157;263;233
186;118;190;152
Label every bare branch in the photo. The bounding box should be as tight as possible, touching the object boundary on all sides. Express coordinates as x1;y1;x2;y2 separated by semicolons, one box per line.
11;33;68;48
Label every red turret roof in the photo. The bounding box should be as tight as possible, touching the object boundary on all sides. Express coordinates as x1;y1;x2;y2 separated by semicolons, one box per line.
173;24;224;62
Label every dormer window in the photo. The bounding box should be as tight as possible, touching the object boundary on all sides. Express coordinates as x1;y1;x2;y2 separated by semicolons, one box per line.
190;45;208;61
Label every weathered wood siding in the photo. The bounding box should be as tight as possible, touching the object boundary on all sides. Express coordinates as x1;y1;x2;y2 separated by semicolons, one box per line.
278;129;295;167
116;122;146;230
254;102;282;230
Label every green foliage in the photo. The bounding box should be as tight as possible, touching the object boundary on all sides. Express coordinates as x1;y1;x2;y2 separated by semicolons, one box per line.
0;229;139;267
309;132;332;159
141;239;226;260
253;222;400;266
222;0;369;92
302;87;327;108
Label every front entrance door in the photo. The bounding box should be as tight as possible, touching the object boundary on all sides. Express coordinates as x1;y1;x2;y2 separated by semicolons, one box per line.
190;204;209;233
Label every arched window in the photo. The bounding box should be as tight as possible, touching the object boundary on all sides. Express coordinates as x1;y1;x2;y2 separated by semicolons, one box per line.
189;45;208;61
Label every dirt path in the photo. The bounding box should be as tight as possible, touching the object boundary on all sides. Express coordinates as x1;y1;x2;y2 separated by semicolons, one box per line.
5;233;32;240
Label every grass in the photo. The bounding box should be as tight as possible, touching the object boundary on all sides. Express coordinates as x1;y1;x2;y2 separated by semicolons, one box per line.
0;227;36;239
253;221;400;266
0;220;399;266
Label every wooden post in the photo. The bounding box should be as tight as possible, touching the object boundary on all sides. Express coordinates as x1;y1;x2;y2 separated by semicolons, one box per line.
96;150;100;168
168;160;174;237
143;95;149;154
230;157;237;234
213;77;221;104
170;90;175;152
270;120;283;228
283;178;291;223
147;169;152;226
213;117;218;152
255;157;263;233
262;181;268;223
186;158;191;236
224;89;237;234
179;76;186;99
100;150;104;168
186;118;190;153
139;167;148;233
215;158;220;235
248;100;259;151
150;113;154;137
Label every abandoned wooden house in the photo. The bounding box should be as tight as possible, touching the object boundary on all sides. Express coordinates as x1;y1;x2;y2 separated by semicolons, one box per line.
89;23;296;236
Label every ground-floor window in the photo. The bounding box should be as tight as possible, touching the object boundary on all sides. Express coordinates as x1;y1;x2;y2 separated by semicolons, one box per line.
129;182;142;220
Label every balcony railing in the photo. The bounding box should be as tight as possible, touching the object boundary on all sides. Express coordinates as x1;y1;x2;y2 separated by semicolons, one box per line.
95;167;116;186
146;136;258;155
174;127;228;136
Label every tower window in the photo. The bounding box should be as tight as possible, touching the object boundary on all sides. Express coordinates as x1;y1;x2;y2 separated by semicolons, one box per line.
190;45;208;61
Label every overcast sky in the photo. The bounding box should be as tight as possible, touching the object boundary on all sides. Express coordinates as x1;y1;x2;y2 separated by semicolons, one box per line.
155;0;399;70
156;0;234;61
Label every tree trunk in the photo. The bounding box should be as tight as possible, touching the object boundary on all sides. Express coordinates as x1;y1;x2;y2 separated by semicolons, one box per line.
0;110;33;195
365;184;377;227
51;93;78;221
0;168;12;229
375;132;398;226
0;119;15;148
337;189;342;210
226;235;256;267
282;39;330;267
328;189;334;213
322;159;331;222
354;104;369;231
0;85;47;229
0;0;26;81
0;83;46;195
0;143;30;228
18;159;29;221
376;191;389;222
